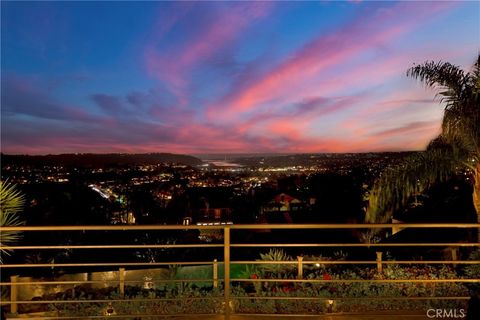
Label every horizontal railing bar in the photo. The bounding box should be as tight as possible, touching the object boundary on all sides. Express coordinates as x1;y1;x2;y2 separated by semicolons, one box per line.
0;297;223;305
3;313;470;320
231;278;480;283
3;243;479;251
10;313;220;320
233;313;429;318
231;243;480;247
232;296;471;300
2;244;223;250
231;223;480;229
2;259;479;268
0;225;224;231
2;277;477;286
0;296;470;305
7;312;463;320
0;260;480;269
0;279;220;285
231;260;480;265
0;261;214;268
1;223;478;231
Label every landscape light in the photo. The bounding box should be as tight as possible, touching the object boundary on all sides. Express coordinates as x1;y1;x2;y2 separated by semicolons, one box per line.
327;299;334;313
103;303;116;316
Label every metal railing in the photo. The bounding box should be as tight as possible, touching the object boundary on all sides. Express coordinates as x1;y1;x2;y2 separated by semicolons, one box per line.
1;223;479;319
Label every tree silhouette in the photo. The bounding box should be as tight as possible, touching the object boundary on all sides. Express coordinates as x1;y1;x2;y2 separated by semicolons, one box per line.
366;55;480;238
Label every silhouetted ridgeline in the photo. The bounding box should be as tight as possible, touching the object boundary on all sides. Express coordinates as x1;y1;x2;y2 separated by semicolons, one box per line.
1;153;203;167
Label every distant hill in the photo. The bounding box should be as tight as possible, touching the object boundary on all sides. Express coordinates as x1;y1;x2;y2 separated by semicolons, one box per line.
1;153;203;167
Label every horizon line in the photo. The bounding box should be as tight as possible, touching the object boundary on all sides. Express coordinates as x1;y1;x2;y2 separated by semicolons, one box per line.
1;150;421;157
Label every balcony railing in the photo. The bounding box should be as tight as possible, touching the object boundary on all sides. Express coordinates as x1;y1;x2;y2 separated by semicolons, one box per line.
1;223;479;319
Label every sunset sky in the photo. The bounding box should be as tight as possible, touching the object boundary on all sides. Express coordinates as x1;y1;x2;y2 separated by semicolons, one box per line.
1;1;479;155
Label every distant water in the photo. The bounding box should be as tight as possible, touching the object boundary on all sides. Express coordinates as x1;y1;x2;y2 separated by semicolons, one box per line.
203;160;243;167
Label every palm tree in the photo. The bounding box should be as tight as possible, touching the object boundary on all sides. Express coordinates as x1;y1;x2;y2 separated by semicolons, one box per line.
0;180;25;263
366;55;480;239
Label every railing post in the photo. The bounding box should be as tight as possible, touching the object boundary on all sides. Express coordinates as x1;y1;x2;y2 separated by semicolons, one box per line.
10;275;18;314
376;252;383;273
119;268;125;296
224;227;231;320
297;256;303;279
213;258;218;288
451;248;458;267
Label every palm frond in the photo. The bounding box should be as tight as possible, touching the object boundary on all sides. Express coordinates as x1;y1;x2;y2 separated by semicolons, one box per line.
369;54;480;227
407;60;466;104
0;181;25;228
470;54;480;84
0;180;25;214
441;112;479;163
366;146;467;223
0;180;26;263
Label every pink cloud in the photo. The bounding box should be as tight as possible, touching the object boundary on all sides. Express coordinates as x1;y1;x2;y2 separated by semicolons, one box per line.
207;1;455;120
372;120;441;138
145;2;274;106
228;51;417;141
175;3;272;69
235;93;369;147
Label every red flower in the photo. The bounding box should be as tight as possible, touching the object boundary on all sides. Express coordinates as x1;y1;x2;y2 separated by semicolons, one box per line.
323;273;332;280
250;274;258;279
282;286;293;293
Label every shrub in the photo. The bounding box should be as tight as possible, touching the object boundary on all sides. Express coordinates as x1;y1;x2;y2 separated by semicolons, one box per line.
33;251;473;317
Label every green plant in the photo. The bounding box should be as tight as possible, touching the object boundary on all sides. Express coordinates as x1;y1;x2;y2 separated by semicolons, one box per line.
31;253;473;316
258;249;294;275
48;286;224;318
464;249;480;297
38;264;471;317
0;180;25;263
359;230;381;247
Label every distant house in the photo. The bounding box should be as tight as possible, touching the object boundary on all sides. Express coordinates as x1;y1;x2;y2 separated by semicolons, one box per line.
260;193;304;223
262;193;303;213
